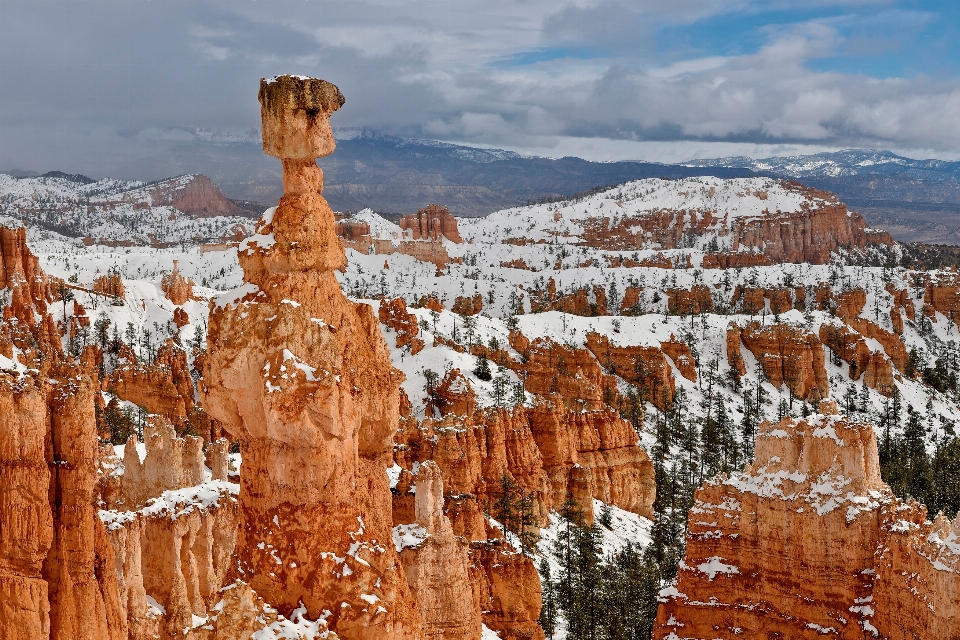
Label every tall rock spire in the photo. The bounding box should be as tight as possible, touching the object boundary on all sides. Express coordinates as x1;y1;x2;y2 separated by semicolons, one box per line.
202;75;423;637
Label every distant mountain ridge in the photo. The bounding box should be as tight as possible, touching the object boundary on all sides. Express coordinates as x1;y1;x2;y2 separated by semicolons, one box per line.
92;130;755;216
9;138;960;243
691;149;960;244
0;173;253;246
689;149;960;181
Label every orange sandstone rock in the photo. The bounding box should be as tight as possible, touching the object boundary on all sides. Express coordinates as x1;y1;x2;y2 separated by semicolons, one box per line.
585;332;676;410
452;294;483;316
654;414;960;640
399;461;482;640
173;307;190;329
660;336;697;382
109;338;195;425
470;542;544;640
44;375;126;640
428;369;477;418
0;373;55;640
725;325;747;377
0;364;128;640
666;285;714;315
93;272;125;298
400;204;463;243
379;297;424;354
738;321;829;401
529;278;607;316
415;295;445;313
201;75;424;637
160;260;195;306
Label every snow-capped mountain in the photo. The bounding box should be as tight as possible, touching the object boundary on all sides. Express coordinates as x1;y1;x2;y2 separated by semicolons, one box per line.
689;149;960;181
0;172;255;246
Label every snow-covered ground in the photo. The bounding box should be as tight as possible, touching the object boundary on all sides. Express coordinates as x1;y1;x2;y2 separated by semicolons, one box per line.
18;176;959;452
0;173;253;245
14;173;959;637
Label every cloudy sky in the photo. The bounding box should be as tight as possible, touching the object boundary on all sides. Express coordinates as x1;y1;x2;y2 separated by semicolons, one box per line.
1;0;959;173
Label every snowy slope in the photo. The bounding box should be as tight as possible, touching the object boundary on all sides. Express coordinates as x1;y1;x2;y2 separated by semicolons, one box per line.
0;174;252;245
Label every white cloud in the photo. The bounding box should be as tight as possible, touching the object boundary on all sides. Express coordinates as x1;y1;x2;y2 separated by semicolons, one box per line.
1;0;957;173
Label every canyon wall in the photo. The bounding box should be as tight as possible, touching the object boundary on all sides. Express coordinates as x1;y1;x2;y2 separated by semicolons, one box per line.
0;229;128;640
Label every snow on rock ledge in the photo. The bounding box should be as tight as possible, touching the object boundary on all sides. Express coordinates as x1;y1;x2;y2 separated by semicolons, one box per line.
654;411;960;640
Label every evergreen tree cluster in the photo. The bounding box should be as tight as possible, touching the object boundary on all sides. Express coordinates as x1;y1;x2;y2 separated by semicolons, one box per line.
879;393;960;518
540;500;661;640
489;474;540;555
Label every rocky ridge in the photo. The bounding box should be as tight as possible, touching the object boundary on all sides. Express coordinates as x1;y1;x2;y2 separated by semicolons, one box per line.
0;173;253;246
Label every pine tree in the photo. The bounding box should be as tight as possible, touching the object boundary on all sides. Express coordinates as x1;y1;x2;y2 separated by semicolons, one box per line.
599;542;661;640
512;381;526;407
931;437;960;518
859;383;870;414
598;502;613;530
490;474;539;555
903;409;933;505
714;395;740;472
741;383;758;461
552;498;605;640
492;369;509;406
473;353;492;381
700;409;722;479
538;558;558;639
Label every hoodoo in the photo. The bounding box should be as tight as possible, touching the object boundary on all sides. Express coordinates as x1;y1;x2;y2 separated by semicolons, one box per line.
201;75;427;636
653;402;960;639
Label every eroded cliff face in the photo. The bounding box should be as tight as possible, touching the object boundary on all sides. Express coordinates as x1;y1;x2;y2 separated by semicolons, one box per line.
398;461;482;640
200;75;433;638
734;321;830;401
0;228;130;640
0;372;56;640
109;338;195;426
569;181;890;263
400;204;463;244
98;422;241;640
653;406;960;640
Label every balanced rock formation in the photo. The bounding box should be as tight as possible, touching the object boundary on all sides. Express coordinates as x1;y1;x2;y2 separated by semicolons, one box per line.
201;75;424;637
653;407;960;639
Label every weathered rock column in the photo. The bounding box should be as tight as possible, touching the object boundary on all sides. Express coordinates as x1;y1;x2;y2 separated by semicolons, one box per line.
400;461;482;640
0;376;53;640
202;75;423;637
